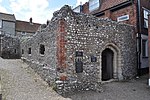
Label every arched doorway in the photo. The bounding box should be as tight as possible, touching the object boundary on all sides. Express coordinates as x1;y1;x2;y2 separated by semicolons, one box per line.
102;48;114;81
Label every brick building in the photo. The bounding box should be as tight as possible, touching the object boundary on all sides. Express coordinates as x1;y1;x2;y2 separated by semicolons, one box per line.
21;5;137;93
16;18;41;39
74;0;150;76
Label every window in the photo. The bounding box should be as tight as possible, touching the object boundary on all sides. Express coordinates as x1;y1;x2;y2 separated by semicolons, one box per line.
142;39;148;57
14;49;17;54
89;0;99;11
22;49;24;54
75;59;83;73
21;31;26;35
117;15;129;22
28;48;31;54
39;44;45;55
143;9;149;28
75;51;83;57
91;56;97;62
0;20;2;28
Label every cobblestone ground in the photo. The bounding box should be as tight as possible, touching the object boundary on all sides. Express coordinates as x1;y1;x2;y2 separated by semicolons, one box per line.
0;58;70;100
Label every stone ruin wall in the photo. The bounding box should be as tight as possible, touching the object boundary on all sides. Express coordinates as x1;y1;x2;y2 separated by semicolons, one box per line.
0;35;20;59
21;19;58;85
21;5;137;93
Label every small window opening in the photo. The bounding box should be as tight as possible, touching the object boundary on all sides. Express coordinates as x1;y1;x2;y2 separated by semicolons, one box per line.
75;58;83;73
14;49;17;54
28;48;31;54
22;49;24;54
75;51;83;57
40;44;45;55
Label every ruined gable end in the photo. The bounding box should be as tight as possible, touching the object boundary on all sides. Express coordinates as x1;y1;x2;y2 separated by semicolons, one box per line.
21;5;137;94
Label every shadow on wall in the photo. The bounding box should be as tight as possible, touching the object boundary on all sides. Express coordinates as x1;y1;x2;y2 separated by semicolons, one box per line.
1;51;20;59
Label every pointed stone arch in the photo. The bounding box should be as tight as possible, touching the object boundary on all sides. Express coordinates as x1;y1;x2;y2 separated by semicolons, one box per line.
98;43;123;82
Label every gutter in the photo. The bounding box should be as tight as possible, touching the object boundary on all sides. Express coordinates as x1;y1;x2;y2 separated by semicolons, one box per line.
136;0;141;77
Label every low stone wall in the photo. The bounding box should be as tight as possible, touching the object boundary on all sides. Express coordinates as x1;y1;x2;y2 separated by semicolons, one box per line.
22;57;56;86
0;35;21;59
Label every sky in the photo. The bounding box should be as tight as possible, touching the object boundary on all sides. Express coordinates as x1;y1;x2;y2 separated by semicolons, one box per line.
0;0;88;24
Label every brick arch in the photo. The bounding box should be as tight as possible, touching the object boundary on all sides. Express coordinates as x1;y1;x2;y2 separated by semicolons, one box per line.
98;43;123;82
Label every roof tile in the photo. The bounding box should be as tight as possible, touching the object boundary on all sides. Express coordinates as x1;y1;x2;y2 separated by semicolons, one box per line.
16;20;41;33
0;12;16;22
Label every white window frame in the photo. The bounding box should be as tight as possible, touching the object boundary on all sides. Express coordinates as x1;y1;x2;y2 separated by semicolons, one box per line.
141;34;148;57
117;15;129;22
143;8;150;28
0;20;2;28
89;0;99;12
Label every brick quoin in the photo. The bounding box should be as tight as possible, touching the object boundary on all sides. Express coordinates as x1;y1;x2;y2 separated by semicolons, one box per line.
82;2;89;14
57;19;67;70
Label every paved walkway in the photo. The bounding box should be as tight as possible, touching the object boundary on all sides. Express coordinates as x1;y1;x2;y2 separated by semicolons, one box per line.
0;58;70;100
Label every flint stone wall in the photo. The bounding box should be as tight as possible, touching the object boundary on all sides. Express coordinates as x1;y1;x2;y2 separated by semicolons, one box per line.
0;34;20;59
21;5;137;93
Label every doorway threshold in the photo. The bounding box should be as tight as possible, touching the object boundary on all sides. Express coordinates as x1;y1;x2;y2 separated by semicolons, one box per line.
101;79;118;84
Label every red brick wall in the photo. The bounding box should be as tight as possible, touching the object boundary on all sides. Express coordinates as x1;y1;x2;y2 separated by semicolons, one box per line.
110;4;137;29
105;10;111;18
82;2;89;14
82;1;138;31
57;19;67;69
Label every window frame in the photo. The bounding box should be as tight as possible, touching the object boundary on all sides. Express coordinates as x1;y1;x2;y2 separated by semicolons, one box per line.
142;39;148;57
0;20;2;29
143;8;150;28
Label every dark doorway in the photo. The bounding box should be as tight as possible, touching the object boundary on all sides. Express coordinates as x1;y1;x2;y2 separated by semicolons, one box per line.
102;48;114;81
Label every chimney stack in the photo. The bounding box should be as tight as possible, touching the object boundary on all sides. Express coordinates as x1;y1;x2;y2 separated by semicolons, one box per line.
47;20;50;25
30;17;32;23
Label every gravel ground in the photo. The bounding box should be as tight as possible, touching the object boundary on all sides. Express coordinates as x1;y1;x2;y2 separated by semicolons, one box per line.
0;58;70;100
0;58;150;100
68;74;150;100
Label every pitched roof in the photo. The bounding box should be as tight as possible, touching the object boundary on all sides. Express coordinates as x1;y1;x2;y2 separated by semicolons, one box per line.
0;12;16;22
100;0;129;11
16;20;41;33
